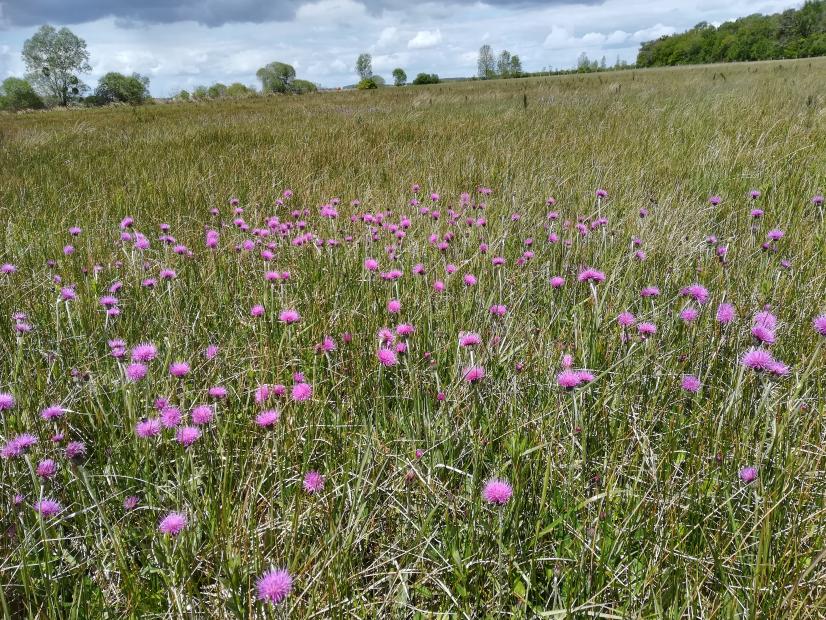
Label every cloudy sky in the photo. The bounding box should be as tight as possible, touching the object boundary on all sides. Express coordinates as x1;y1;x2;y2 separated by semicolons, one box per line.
0;0;805;96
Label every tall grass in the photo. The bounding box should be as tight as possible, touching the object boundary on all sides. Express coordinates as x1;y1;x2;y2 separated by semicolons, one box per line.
0;59;824;618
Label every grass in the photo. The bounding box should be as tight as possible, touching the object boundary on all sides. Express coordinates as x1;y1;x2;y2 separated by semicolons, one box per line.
0;58;825;618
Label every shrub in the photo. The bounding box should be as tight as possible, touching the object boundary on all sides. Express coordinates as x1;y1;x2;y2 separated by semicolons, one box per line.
0;77;45;111
357;78;378;90
412;73;440;85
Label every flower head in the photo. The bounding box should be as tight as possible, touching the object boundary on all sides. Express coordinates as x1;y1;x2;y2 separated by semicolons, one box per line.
256;568;293;605
303;471;325;493
739;467;757;484
482;479;513;505
159;511;188;536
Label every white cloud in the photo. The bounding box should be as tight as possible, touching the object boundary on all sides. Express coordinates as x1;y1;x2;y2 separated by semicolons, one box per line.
632;23;677;41
543;25;575;49
375;26;398;49
407;29;442;49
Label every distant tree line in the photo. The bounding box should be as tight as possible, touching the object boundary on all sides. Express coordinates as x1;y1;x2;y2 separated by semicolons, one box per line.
637;0;826;66
477;45;523;79
352;53;439;89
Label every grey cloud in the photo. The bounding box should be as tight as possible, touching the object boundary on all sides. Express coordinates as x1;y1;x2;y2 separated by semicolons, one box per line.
0;0;599;28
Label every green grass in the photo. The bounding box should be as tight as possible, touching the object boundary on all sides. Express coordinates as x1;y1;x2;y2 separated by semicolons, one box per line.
0;58;824;618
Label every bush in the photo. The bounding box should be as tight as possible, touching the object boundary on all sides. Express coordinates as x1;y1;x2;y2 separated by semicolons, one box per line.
93;72;150;105
357;78;378;90
291;79;318;94
412;73;440;85
0;77;45;111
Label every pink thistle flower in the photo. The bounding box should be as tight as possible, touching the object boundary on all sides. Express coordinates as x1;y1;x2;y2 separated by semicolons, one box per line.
279;309;300;324
65;441;86;462
679;307;699;323
176;426;201;447
160;406;182;428
617;312;635;327
433;280;445;293
136;418;162;438
250;304;265;317
169;362;190;378
680;284;710;305
208;385;228;399
753;311;777;331
387;299;401;313
550;276;566;289
716;303;736;324
159;511;188;536
191;405;214;425
303;471;325;493
131;342;157;362
637;322;657;338
557;369;581;389
458;332;482;347
739;467;757;484
741;348;774;371
34;499;62;518
463;273;477;286
40;405;66;420
125;363;148;382
640;286;660;298
204;344;219;360
814;314;826;336
463;366;485;383
256;409;280;427
681;375;701;393
578;268;605;283
482;478;513;505
377;348;398;367
489;304;507;317
576;370;595;384
36;458;58;478
256;568;292;605
751;325;775;345
0;392;16;411
291;383;312;402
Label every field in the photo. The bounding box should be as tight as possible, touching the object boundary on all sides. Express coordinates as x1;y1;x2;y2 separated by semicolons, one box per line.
1;58;825;618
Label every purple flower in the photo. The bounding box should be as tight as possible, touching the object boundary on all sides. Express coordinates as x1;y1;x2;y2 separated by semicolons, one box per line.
191;405;214;425
34;499;62;518
463;366;485;383
65;441;86;462
0;392;15;411
716;303;736;324
159;511;188;536
256;409;280;427
482;478;513;505
123;496;140;511
36;458;58;478
812;314;826;337
125;363;148;382
136;418;161;438
680;284;710;305
169;362;190;378
303;471;325;493
40;405;67;420
291;383;312;402
256;568;293;605
176;426;201;447
577;268;605;283
741;348;774;371
739;467;757;484
131;343;157;362
681;375;701;393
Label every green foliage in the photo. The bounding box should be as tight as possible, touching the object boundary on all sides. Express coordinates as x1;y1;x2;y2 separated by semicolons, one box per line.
356;77;378;90
21;25;91;106
355;53;373;80
392;68;407;86
192;85;209;100
477;44;496;79
412;72;440;85
0;77;45;111
225;83;254;98
257;61;296;94
291;79;317;94
92;72;150;105
176;90;191;101
637;1;826;66
207;83;228;98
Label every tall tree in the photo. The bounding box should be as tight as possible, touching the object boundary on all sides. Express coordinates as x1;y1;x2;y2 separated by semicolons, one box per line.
0;77;45;111
392;67;407;86
256;62;296;93
496;50;512;77
509;55;523;77
93;72;150;105
477;44;495;79
22;25;91;106
355;53;373;80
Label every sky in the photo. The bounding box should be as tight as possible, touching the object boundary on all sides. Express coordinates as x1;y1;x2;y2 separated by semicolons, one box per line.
0;0;806;96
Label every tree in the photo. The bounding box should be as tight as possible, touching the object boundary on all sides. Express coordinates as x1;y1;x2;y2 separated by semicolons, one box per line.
372;75;386;86
509;55;523;77
176;90;191;101
207;83;228;98
0;77;45;111
412;73;440;85
496;50;512;77
22;25;91;106
93;72;150;105
392;68;407;86
356;77;378;90
477;45;495;79
192;86;209;100
355;53;373;80
226;82;254;97
256;62;296;94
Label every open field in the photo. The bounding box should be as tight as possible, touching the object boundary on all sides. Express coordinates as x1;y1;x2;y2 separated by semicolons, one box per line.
1;59;825;618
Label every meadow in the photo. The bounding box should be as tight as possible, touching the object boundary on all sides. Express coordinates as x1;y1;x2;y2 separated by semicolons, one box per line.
0;58;825;618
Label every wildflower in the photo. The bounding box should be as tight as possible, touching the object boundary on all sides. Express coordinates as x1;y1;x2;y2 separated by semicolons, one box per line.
131;343;157;362
256;409;280;427
65;441;86;463
681;375;701;393
136;418;162;438
303;471;325;493
463;273;477;286
377;348;398;367
123;496;140;511
159;512;188;536
250;304;265;317
617;312;635;327
291;383;312;402
387;299;401;313
577;268;605;283
741;348;774;371
489;304;507;317
34;499;62;518
0;392;16;411
550;276;565;288
680;284;710;305
640;286;660;298
716;303;736;324
161;406;182;428
169;362;190;378
279;309;301;324
739;467;757;484
814;314;826;336
459;332;482;347
191;405;214;425
751;325;775;344
208;386;228;399
463;366;485;383
36;459;58;478
125;363;147;382
637;322;657;337
557;370;581;389
256;569;292;605
679;307;699;323
482;479;513;505
176;426;201;447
